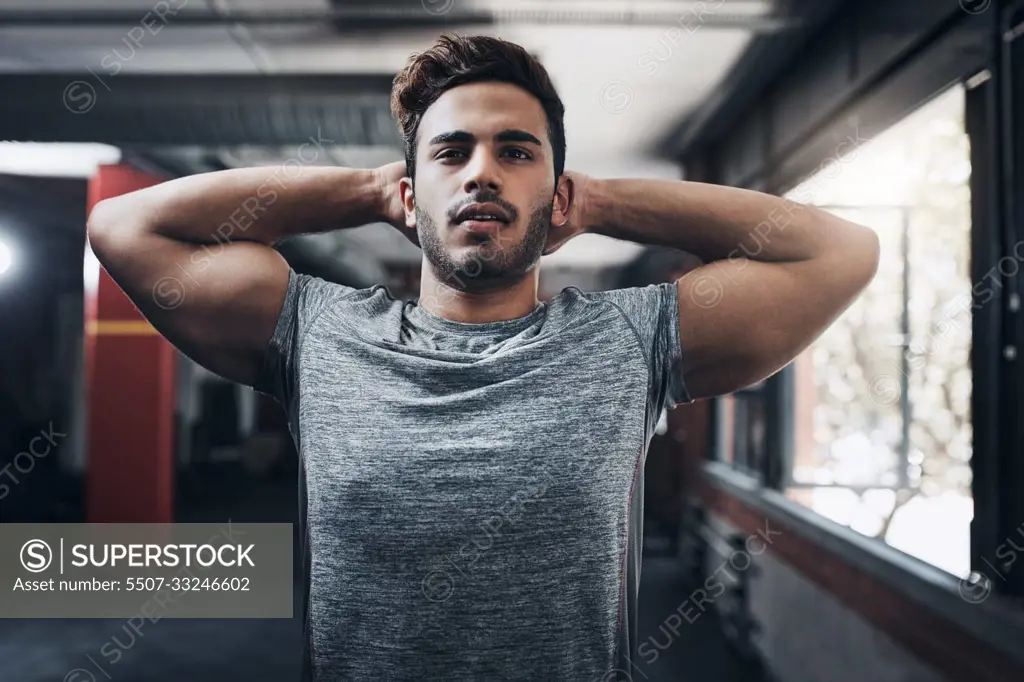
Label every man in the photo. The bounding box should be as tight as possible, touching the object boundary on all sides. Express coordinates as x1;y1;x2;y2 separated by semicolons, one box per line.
87;33;879;682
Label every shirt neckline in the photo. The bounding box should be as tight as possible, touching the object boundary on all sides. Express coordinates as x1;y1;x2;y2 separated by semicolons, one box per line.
405;299;547;335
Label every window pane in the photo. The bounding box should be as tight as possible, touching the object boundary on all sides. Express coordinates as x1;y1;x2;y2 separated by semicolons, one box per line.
736;392;767;478
714;390;766;478
788;206;906;488
783;84;973;577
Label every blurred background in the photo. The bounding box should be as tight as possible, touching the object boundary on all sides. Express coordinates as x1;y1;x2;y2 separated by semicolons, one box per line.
1;0;1023;681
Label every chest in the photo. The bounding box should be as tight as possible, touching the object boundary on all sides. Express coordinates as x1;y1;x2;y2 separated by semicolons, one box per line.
294;345;650;561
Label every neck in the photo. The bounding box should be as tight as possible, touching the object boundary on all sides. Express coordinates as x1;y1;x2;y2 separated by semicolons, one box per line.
417;261;541;324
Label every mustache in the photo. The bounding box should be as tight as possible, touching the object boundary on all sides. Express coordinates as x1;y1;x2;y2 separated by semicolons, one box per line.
447;192;519;223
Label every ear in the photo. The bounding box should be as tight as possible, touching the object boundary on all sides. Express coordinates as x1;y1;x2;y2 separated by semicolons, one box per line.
399;176;417;229
552;173;574;228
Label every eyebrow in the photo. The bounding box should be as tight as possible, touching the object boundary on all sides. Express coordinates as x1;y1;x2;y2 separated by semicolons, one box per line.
427;129;544;147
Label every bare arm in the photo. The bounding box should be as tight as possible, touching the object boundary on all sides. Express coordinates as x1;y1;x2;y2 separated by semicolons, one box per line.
86;163;402;386
576;176;880;400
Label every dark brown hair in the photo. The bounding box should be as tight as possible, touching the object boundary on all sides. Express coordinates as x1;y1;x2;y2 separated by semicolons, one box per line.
390;33;566;186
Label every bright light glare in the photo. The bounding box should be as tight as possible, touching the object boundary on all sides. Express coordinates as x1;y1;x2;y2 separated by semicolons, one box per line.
0;240;12;276
0;143;121;178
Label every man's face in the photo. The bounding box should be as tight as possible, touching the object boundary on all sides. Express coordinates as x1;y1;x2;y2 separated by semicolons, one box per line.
401;81;562;292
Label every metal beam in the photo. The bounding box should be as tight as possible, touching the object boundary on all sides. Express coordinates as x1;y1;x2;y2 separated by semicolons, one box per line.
679;0;989;190
662;0;847;159
1000;0;1024;599
0;74;399;146
0;6;795;31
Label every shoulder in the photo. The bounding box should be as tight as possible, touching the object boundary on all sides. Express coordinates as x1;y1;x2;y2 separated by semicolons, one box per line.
284;270;398;337
288;270;394;309
542;283;677;338
550;282;678;316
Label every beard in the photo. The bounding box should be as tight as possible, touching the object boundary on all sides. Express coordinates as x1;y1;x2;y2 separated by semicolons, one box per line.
416;199;553;292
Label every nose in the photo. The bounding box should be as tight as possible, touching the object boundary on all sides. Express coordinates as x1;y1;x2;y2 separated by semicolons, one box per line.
462;148;502;195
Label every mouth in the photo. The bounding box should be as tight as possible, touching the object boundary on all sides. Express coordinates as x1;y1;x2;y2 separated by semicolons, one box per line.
460;219;506;234
454;202;511;233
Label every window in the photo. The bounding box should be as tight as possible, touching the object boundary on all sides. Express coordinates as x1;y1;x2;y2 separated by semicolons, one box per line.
714;385;766;480
780;84;973;576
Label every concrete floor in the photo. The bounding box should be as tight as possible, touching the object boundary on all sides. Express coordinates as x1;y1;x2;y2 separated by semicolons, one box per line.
0;468;763;682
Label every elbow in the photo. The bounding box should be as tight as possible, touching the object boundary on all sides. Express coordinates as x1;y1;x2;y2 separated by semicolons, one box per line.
828;219;880;295
86;198;117;250
86;197;136;261
87;196;124;236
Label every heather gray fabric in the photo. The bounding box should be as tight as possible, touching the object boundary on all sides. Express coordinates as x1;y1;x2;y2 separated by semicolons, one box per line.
252;267;691;681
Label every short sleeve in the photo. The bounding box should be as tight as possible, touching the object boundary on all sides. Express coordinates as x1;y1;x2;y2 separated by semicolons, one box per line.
590;281;692;412
251;269;355;410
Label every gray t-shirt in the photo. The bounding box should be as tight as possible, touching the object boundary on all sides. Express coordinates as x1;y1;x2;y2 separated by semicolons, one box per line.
252;268;691;681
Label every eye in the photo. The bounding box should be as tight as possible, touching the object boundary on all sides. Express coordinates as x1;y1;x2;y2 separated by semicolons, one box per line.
504;148;532;160
436;149;467;161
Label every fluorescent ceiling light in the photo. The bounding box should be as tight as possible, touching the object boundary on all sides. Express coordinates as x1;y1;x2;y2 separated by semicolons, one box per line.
0;143;121;178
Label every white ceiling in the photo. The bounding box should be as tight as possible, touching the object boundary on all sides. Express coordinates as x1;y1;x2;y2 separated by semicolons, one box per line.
0;0;768;268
